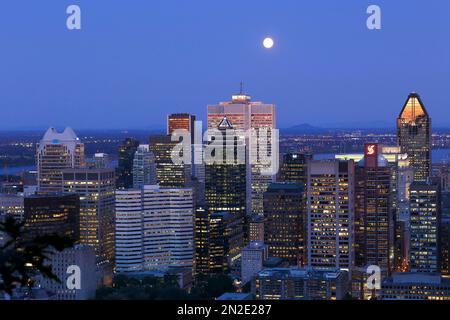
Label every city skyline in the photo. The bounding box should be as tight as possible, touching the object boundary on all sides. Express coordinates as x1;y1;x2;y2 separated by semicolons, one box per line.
1;1;450;130
2;1;450;306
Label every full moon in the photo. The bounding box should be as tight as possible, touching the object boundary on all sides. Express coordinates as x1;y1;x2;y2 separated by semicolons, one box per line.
263;37;274;49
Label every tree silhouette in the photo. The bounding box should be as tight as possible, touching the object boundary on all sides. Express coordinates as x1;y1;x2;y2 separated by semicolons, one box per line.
0;216;74;296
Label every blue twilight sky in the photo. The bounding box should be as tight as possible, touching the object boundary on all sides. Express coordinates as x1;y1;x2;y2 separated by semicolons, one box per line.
0;0;449;130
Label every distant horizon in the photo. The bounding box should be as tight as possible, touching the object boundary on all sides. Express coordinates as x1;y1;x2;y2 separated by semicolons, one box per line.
3;122;450;133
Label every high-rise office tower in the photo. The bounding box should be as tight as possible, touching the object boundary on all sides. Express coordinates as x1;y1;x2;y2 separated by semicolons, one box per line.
116;138;139;189
149;135;191;188
397;93;432;182
194;206;209;275
37;127;85;193
62;168;115;262
441;191;450;276
307;160;355;272
205;118;247;217
207;90;277;215
336;146;413;272
354;144;393;274
204;118;247;260
24;193;80;241
409;181;441;273
115;185;194;273
279;153;312;186
132;144;157;188
208;211;244;274
436;164;450;192
167;113;196;143
263;183;305;266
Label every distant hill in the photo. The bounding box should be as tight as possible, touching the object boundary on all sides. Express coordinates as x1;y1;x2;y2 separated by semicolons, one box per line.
281;124;329;134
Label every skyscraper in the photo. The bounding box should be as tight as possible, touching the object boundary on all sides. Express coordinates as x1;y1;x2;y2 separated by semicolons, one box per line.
208;211;244;274
194;206;209;275
409;181;441;273
205;117;247;217
149;135;191;188
115;185;194;273
307;160;355;272
116;138;139;189
37;127;85;193
132;144;157;188
263;183;305;266
354;144;393;274
335;146;413;272
167;113;196;143
207;90;277;215
62;168;116;262
24;193;80;241
279;153;312;186
204;118;247;266
440;191;450;276
397;93;432;182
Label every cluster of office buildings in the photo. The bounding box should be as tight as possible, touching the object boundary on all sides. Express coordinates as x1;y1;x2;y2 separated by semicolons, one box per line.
1;92;450;300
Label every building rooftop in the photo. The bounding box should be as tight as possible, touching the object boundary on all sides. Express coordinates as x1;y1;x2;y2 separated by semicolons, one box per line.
267;182;304;192
384;272;450;285
256;267;344;280
25;192;78;199
41;127;79;142
398;93;429;121
243;241;268;251
217;292;253;300
263;257;287;268
61;168;114;174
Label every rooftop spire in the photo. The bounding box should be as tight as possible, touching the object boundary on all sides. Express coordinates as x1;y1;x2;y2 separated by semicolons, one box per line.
398;92;429;122
232;82;251;103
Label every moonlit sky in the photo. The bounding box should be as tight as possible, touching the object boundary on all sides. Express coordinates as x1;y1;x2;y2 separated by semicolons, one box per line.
0;0;449;130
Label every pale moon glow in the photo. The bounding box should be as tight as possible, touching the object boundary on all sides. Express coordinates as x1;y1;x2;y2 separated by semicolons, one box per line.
263;37;274;49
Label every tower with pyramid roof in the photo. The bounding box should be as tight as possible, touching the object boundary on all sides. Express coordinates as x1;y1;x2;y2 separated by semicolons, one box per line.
397;93;431;182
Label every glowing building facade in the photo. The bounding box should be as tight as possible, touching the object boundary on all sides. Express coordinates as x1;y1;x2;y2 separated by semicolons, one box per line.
115;185;194;273
306;160;355;272
37;127;85;193
354;144;393;274
207;91;277;215
263;183;305;266
409;181;441;273
62;168;116;262
397;93;431;182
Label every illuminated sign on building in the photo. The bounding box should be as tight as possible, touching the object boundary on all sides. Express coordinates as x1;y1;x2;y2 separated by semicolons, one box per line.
364;143;378;167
